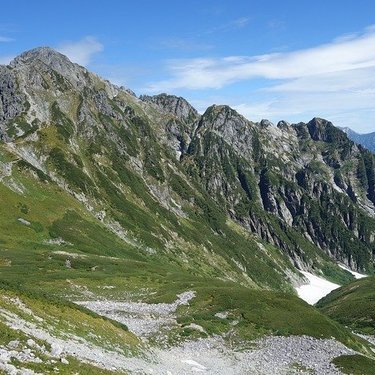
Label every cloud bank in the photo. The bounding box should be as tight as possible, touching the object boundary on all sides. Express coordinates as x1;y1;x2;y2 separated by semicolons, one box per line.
145;25;375;132
146;26;375;91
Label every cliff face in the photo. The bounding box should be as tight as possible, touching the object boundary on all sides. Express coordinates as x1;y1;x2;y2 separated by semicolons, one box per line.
177;103;375;270
0;47;374;281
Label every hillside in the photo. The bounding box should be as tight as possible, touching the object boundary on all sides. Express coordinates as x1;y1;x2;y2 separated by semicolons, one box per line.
317;277;375;335
0;47;374;373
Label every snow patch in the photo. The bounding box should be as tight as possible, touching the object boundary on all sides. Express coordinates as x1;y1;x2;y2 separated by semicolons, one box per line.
17;218;31;226
296;271;340;305
338;264;367;279
52;250;86;259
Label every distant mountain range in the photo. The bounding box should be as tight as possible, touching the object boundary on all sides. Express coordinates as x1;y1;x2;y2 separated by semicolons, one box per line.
340;127;375;152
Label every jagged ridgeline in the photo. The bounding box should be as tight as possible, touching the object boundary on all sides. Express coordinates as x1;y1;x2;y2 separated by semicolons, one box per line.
0;46;374;296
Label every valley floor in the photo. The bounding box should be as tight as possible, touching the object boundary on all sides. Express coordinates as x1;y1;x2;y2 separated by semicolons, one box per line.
0;284;373;374
78;290;355;374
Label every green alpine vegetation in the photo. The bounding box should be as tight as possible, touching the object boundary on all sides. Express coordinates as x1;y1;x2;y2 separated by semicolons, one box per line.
332;355;375;375
317;277;375;335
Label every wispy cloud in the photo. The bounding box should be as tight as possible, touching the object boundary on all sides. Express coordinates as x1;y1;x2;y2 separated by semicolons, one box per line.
231;17;250;29
0;36;14;42
155;37;213;51
267;19;286;31
146;26;375;91
57;36;103;66
203;17;250;35
144;25;375;132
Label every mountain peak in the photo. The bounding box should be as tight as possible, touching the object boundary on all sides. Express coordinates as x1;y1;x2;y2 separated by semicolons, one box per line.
140;93;198;123
10;47;73;68
260;119;273;128
339;126;375;152
306;117;340;142
8;47;90;90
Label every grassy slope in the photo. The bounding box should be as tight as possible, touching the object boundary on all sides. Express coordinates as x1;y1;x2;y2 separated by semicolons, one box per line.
332;355;375;375
0;135;300;294
317;277;375;335
0;159;370;355
0;106;373;368
157;280;370;352
0;287;137;374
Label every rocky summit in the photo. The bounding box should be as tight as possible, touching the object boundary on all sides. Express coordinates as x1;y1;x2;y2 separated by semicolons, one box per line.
0;47;374;374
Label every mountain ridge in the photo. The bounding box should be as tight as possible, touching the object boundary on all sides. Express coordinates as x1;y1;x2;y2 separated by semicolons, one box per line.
1;47;374;274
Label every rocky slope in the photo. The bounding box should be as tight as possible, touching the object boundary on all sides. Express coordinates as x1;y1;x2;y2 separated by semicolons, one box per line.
1;47;375;275
182;108;375;271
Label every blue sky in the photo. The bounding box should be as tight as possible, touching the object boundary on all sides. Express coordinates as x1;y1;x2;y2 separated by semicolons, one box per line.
1;1;375;132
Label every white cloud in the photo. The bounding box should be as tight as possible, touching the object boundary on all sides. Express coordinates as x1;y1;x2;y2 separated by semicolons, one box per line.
203;17;250;35
146;26;375;91
231;17;250;29
57;36;103;66
144;25;375;132
0;36;13;42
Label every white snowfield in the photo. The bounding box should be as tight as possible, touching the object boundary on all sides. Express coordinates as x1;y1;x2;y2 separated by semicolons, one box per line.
338;264;367;279
296;265;368;305
296;271;340;305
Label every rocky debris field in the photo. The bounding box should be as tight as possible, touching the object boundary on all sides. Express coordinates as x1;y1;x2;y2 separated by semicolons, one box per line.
148;335;354;375
0;289;359;374
76;291;196;338
75;291;356;374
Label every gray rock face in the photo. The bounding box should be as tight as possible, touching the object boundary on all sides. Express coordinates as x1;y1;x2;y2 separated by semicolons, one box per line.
10;47;72;69
140;93;201;158
9;47;95;92
140;93;199;124
93;90;122;120
277;120;290;130
185;105;375;270
195;105;256;161
10;47;81;85
0;66;26;127
260;119;273;128
305;117;351;145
